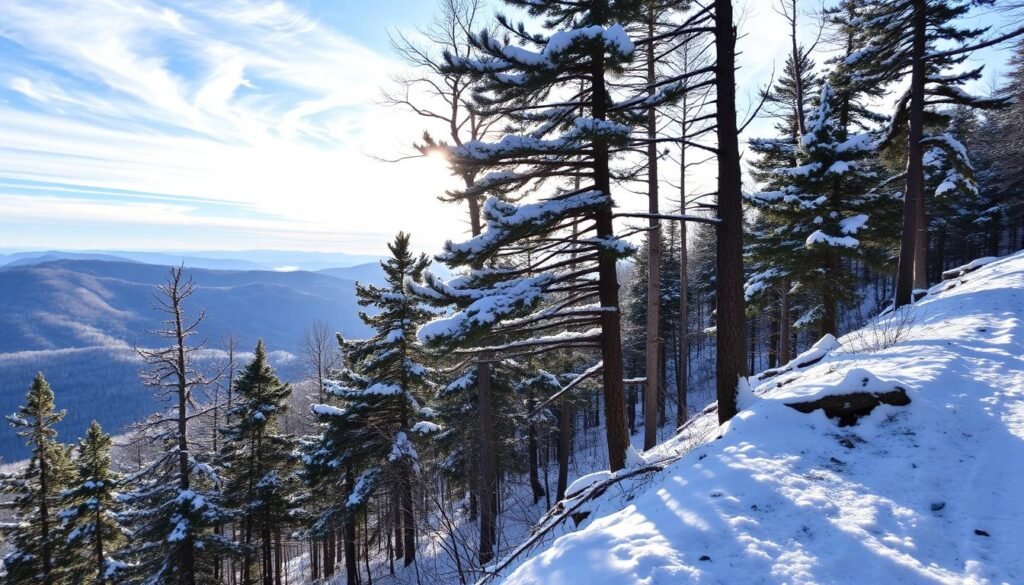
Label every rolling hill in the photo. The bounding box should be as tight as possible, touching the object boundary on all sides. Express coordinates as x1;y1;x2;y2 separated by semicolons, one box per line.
0;259;375;461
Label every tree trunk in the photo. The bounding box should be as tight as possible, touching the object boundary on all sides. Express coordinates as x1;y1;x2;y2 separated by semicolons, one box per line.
37;427;52;585
392;490;404;562
172;284;196;585
325;527;336;578
592;1;629;472
714;0;749;424
556;398;572;500
678;117;690;427
527;396;545;503
402;469;416;566
896;0;928;307
477;360;497;563
643;8;662;452
779;280;792;363
821;248;839;337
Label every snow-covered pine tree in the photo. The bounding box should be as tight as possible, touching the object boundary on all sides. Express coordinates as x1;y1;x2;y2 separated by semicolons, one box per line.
746;83;884;337
306;232;436;570
0;372;75;585
974;40;1024;253
218;340;298;585
846;0;1024;307
118;267;232;585
417;0;654;476
58;421;125;583
745;14;822;363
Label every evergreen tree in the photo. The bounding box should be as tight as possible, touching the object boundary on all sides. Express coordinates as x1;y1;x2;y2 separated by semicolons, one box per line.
306;232;436;569
219;340;299;585
846;0;1023;306
58;421;125;583
0;372;74;585
745;28;823;362
746;84;892;337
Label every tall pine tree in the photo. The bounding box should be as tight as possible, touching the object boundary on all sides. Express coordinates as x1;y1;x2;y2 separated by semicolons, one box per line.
219;340;299;585
306;232;436;570
58;421;125;583
847;0;1024;306
0;373;74;585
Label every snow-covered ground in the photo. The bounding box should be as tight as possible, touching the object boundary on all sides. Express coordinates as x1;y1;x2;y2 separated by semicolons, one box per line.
495;251;1024;585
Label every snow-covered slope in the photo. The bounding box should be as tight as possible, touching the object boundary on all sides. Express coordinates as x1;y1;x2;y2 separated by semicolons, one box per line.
498;251;1024;585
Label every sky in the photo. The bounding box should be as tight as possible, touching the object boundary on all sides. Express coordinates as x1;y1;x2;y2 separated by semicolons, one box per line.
0;0;1018;256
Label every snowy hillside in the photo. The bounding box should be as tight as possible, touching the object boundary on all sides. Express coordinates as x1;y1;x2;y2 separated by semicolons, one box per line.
494;251;1024;585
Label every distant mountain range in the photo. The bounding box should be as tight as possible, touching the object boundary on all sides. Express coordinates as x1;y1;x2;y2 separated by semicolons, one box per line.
0;255;392;461
0;249;383;272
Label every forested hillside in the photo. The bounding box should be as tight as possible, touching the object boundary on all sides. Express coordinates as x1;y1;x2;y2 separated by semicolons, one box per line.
0;260;372;460
1;0;1022;584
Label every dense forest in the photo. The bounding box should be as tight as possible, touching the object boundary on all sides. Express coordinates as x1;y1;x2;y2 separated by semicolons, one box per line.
2;0;1023;583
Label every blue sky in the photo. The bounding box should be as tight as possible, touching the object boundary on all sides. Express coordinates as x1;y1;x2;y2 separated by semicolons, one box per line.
0;0;1018;255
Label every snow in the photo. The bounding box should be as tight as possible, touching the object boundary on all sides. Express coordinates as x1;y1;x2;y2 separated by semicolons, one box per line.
480;24;634;70
805;230;859;248
839;214;869;234
167;519;188;542
411;421;441;434
565;471;612;499
347;468;379;509
310;404;345;417
497;251;1024;585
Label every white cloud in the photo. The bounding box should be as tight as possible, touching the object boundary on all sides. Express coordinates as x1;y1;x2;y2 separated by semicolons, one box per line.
0;0;465;254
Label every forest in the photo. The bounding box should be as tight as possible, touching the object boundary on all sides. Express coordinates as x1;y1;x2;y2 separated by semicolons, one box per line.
2;0;1023;584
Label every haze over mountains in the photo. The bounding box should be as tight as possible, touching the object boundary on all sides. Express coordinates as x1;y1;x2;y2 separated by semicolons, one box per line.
0;250;391;461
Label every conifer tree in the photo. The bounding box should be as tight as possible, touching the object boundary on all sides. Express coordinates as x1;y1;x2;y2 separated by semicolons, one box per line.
0;373;74;585
219;340;298;585
846;0;1024;307
746;84;889;337
420;0;644;476
306;232;436;570
745;18;822;362
58;421;125;583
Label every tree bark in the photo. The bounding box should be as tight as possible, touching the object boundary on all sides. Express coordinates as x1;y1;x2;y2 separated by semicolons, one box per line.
592;0;629;472
477;359;497;563
896;0;928;307
714;0;749;424
643;7;662;451
527;396;545;503
556;398;572;501
401;469;416;566
170;274;196;585
779;280;792;363
677;117;690;427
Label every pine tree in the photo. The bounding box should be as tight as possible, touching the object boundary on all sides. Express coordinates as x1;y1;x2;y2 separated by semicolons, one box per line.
219;340;298;585
746;84;891;337
306;232;436;570
745;19;822;362
973;40;1024;253
422;0;645;477
58;421;125;583
846;0;1024;306
0;372;74;585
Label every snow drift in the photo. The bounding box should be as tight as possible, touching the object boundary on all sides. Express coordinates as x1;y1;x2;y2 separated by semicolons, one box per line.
497;251;1024;585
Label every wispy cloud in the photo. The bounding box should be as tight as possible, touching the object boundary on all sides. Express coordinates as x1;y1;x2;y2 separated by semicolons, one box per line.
0;0;462;253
